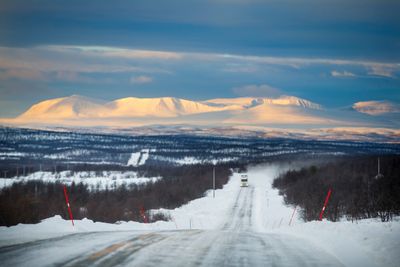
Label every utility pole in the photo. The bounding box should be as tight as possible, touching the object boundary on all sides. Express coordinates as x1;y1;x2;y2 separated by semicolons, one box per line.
367;157;384;217
213;166;215;198
40;164;42;172
378;157;380;175
375;157;384;179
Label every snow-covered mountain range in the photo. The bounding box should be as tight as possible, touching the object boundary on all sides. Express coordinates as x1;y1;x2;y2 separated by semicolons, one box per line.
0;95;399;141
15;95;322;120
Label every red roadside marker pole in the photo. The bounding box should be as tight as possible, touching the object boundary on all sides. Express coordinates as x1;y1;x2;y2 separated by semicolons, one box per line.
319;188;332;221
140;206;148;223
63;185;75;226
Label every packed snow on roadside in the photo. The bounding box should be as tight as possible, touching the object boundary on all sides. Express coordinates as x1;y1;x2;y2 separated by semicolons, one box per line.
0;171;161;191
0;172;241;247
273;217;400;267
248;163;400;267
1;164;399;267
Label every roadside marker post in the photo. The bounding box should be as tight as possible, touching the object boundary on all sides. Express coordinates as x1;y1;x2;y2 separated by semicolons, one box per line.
319;188;332;221
289;205;297;226
63;185;75;227
213;167;215;198
140;206;148;224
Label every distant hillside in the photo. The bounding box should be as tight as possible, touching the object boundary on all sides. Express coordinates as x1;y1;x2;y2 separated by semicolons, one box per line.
0;95;399;141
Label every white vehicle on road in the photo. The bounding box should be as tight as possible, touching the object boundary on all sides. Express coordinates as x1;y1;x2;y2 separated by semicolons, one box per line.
240;174;248;187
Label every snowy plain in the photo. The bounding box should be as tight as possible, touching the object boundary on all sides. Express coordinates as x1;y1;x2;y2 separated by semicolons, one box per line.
0;164;399;267
0;171;161;191
127;149;150;166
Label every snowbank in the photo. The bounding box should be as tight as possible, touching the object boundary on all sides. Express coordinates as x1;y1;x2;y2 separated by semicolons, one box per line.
273;218;400;267
0;172;241;247
248;163;400;267
156;172;242;230
0;216;138;247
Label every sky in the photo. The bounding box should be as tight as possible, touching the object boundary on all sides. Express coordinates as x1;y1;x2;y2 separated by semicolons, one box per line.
0;0;399;117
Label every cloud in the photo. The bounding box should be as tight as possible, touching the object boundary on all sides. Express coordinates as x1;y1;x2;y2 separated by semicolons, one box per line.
0;68;46;81
331;70;356;78
1;46;398;79
40;46;400;74
130;75;153;84
181;51;400;78
54;71;111;84
232;84;282;97
353;100;400;115
222;63;259;73
0;46;170;85
0;68;112;84
47;46;183;60
367;65;396;78
209;54;399;71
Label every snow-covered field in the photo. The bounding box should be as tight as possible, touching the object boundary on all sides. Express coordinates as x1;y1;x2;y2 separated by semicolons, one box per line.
126;149;239;166
154;155;240;165
127;149;150;166
0;171;161;191
1;164;398;267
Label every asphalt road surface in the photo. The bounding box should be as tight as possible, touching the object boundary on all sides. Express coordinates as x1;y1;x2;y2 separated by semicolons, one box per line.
0;184;344;266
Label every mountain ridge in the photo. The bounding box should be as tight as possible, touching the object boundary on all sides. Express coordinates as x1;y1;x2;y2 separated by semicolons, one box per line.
0;95;398;131
16;94;323;120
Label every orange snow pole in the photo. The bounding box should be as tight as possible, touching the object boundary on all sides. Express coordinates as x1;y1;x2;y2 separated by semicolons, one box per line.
63;185;75;226
319;188;332;221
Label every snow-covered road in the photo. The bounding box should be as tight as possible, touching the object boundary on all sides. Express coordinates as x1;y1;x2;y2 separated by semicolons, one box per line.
0;165;347;267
